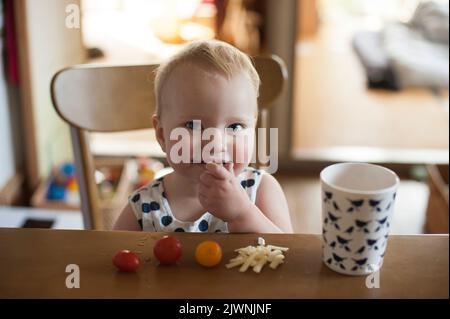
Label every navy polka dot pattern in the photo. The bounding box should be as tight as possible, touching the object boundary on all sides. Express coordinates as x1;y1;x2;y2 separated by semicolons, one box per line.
161;215;173;226
142;201;160;213
131;193;140;203
241;179;255;188
142;203;151;213
199;220;209;232
150;201;160;210
128;167;264;232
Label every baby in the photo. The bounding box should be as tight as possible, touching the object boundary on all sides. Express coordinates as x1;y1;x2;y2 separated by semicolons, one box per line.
114;40;292;233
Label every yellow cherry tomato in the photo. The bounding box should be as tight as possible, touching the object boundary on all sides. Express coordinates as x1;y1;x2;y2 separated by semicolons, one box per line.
195;240;222;267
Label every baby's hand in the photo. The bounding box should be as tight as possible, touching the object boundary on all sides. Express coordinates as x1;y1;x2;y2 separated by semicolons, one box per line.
198;163;251;222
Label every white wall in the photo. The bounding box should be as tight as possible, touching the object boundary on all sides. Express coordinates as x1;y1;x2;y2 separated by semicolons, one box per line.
0;39;16;189
23;0;85;179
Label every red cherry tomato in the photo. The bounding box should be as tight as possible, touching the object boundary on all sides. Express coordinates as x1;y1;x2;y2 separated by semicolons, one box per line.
113;250;140;272
153;236;182;265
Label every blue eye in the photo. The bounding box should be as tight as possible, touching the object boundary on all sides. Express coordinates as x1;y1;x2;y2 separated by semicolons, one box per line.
185;120;202;130
185;121;194;130
228;123;245;132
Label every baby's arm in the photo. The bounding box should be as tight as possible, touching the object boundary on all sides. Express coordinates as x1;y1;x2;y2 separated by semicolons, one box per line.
113;203;141;231
227;174;293;233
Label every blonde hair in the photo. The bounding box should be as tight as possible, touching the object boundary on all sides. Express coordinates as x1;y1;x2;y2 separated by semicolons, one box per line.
154;40;260;117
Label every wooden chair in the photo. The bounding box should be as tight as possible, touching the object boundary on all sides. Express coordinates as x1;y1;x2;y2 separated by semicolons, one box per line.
51;56;287;230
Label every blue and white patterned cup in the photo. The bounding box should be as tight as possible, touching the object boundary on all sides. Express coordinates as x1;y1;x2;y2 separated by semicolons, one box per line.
320;163;400;275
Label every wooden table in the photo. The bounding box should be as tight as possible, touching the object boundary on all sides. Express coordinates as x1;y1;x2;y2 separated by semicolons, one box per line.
0;228;448;298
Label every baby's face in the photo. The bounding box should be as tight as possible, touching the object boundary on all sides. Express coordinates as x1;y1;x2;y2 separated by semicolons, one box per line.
155;64;258;181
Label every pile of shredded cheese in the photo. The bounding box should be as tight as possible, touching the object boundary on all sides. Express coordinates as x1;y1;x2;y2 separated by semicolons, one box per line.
225;237;289;273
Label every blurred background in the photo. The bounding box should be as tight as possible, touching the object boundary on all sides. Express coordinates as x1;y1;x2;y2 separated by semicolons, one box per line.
0;0;448;234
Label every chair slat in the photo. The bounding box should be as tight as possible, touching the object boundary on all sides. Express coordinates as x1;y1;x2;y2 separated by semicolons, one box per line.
51;56;286;132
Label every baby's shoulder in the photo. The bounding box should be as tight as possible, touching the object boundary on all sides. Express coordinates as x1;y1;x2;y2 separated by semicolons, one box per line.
253;171;287;207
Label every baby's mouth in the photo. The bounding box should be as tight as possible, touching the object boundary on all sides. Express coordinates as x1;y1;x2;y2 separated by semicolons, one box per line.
194;161;231;165
189;158;233;166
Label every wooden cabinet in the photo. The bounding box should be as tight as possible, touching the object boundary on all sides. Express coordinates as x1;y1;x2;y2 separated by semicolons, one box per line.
426;164;449;233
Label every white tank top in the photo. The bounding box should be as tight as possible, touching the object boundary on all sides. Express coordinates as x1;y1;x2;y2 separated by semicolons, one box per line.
128;167;264;233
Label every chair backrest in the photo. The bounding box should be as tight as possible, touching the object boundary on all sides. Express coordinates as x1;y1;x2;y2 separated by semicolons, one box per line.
51;55;287;230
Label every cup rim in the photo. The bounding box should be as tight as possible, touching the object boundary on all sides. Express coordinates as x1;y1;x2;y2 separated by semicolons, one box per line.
320;162;400;195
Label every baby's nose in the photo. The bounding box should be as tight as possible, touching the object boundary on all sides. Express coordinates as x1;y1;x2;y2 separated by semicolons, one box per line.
203;128;226;148
202;129;229;162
